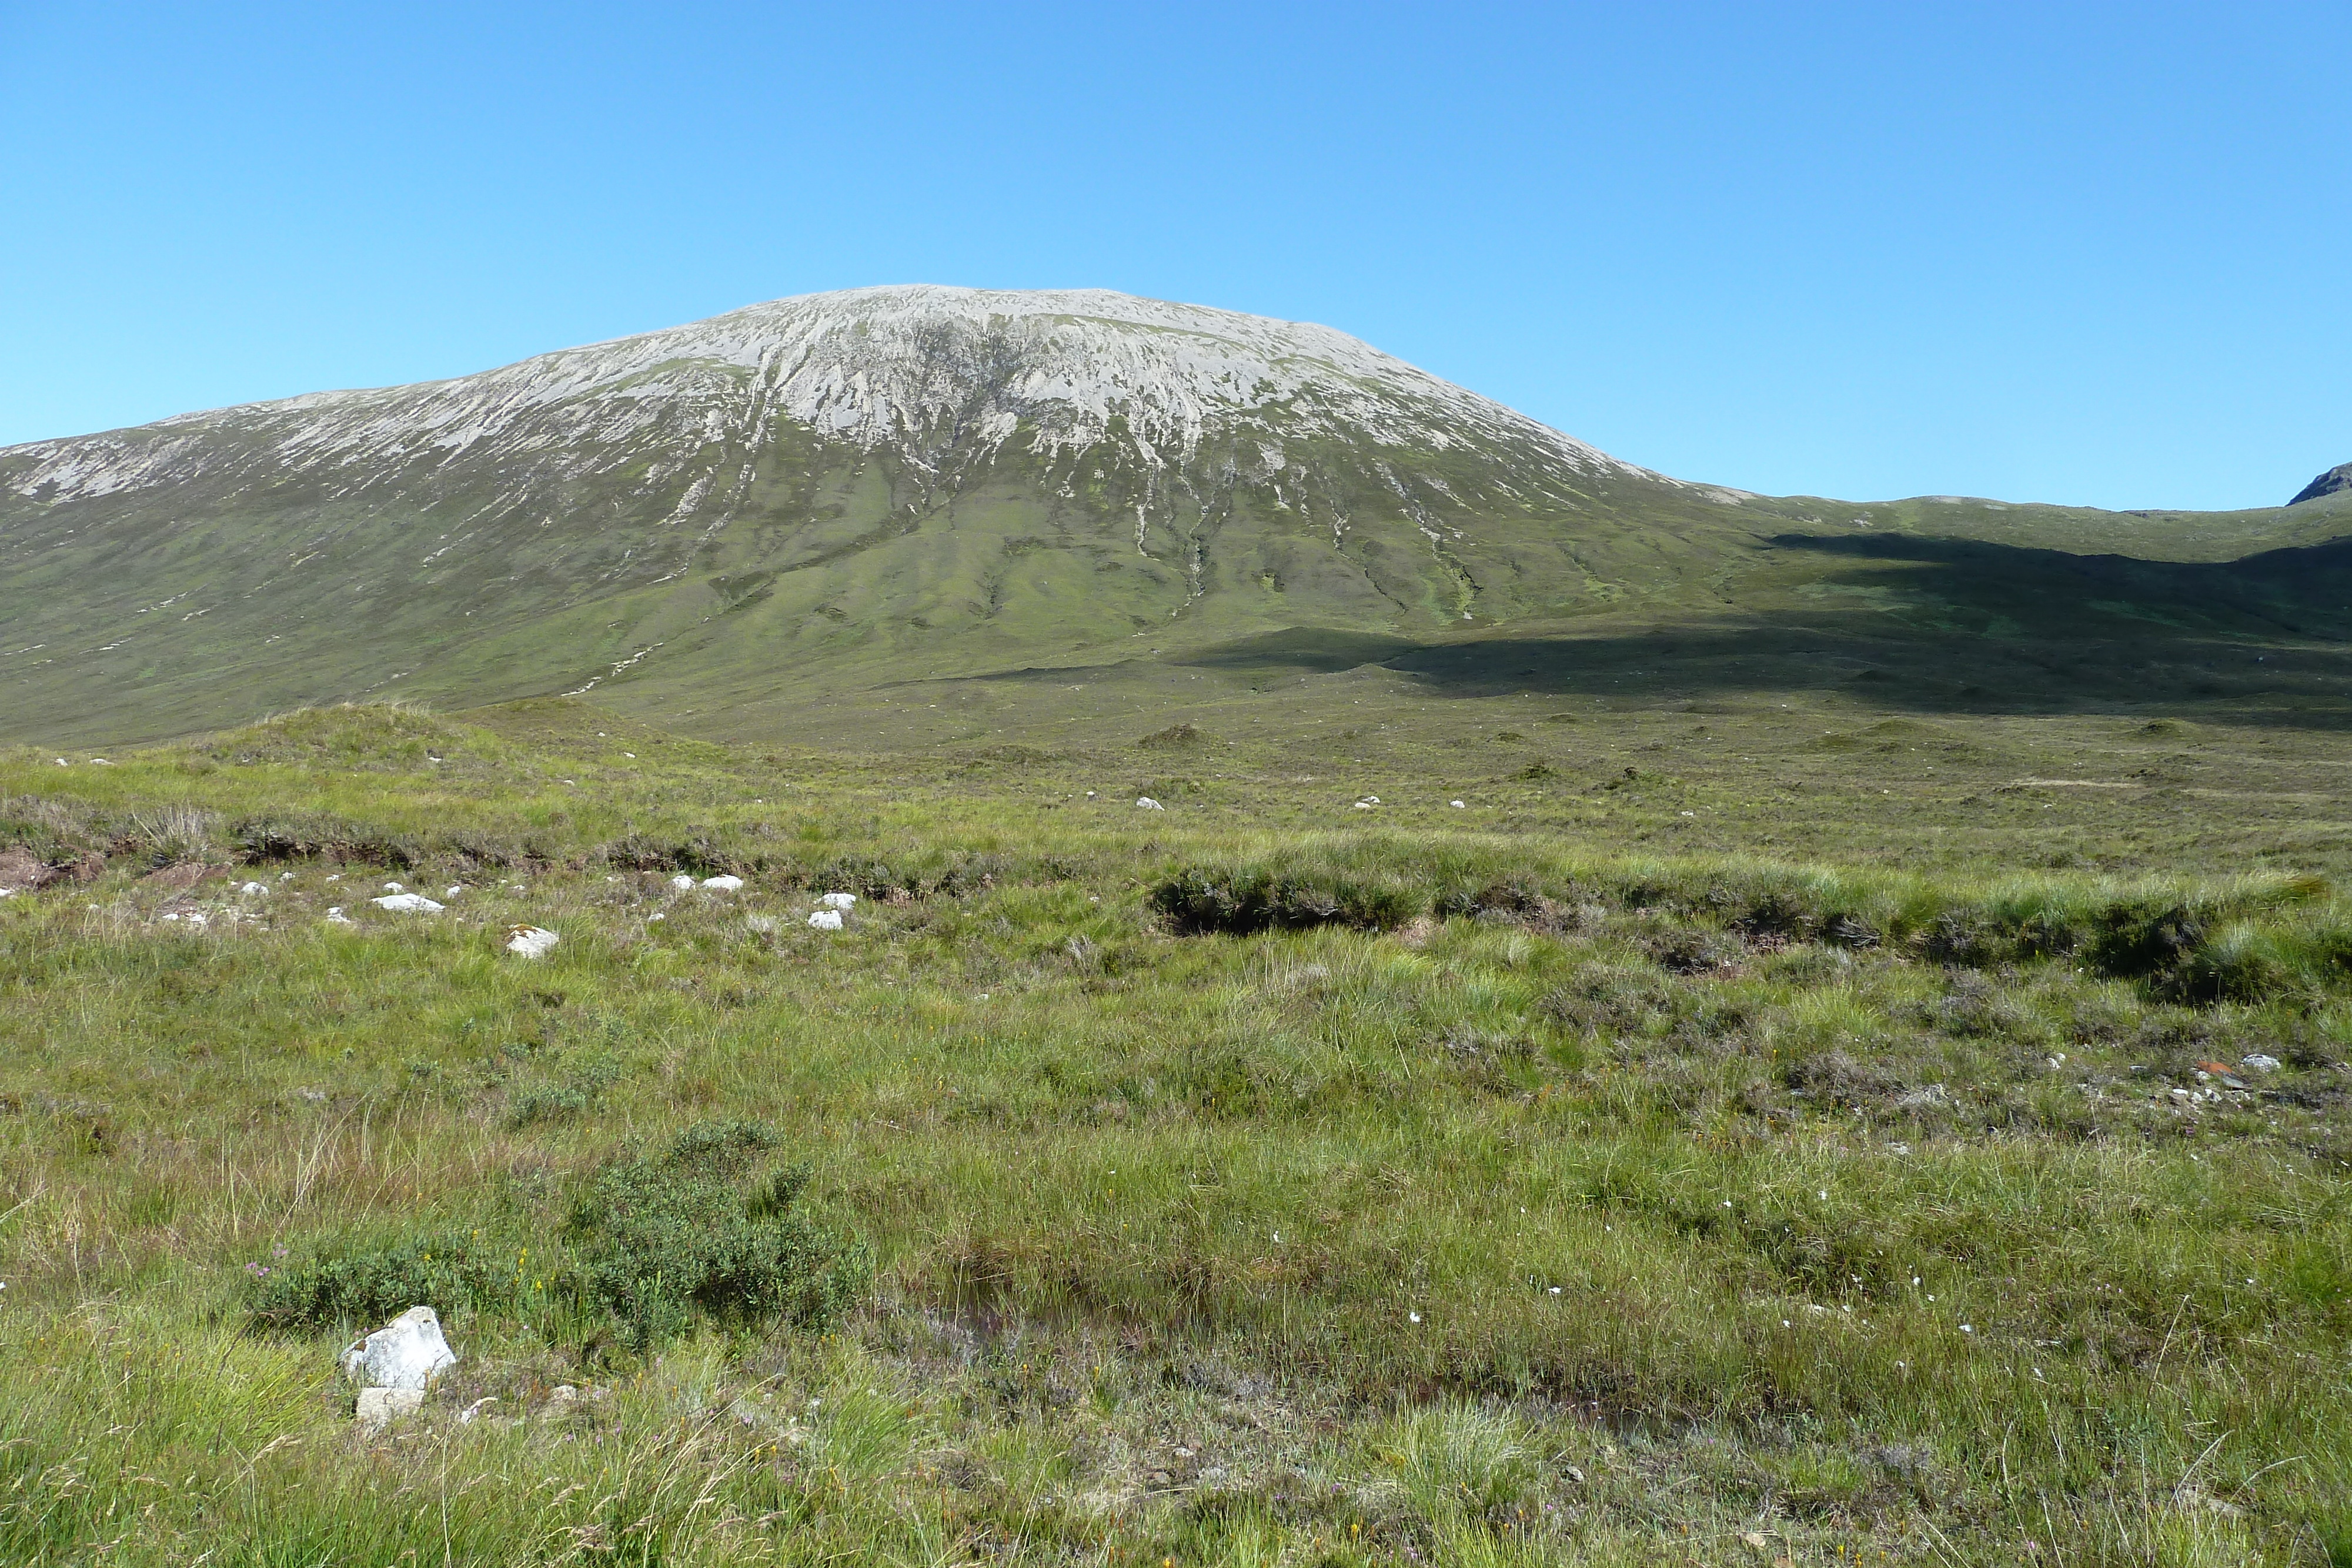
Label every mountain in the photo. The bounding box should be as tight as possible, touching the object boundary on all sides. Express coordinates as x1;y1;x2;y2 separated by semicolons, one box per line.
2291;462;2352;506
6;286;2351;745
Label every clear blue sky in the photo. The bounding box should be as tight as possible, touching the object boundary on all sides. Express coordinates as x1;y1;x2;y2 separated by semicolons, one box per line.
3;2;2346;510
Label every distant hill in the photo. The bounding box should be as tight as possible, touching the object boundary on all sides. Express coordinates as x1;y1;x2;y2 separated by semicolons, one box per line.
5;286;2350;744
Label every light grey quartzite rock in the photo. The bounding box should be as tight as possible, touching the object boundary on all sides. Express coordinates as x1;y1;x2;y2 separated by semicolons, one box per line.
340;1305;457;1392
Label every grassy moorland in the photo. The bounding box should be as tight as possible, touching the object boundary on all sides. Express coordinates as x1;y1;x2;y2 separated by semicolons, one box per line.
1;698;2348;1566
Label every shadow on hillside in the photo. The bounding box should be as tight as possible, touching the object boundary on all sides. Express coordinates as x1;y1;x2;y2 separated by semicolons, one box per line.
1139;530;2352;727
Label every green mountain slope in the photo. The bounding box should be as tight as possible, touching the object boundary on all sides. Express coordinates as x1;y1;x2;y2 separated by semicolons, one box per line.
4;286;2347;745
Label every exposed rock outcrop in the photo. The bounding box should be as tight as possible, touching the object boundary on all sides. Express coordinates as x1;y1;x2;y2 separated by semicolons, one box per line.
2289;462;2352;506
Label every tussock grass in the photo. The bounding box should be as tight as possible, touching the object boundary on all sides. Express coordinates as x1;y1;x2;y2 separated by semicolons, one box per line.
0;703;2347;1563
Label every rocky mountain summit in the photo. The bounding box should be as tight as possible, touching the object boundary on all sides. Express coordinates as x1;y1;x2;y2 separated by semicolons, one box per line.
0;287;1763;740
2290;462;2352;506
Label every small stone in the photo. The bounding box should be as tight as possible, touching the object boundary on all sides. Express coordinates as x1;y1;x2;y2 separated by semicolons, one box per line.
818;892;857;909
1135;797;1162;810
505;924;559;958
372;893;445;914
2240;1054;2282;1073
340;1305;457;1391
669;874;695;891
700;875;745;892
355;1385;424;1433
807;908;844;931
543;1384;603;1415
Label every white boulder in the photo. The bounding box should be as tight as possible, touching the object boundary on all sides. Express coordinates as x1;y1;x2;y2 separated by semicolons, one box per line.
355;1385;425;1433
372;893;445;914
818;891;857;910
700;875;745;892
505;924;559;958
340;1305;456;1392
807;908;844;931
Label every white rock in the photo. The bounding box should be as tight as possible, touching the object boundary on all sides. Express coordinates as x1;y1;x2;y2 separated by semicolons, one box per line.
355;1385;425;1433
700;875;745;892
340;1305;457;1391
1135;797;1162;810
669;874;696;891
505;924;559;958
444;885;463;898
326;907;353;924
383;882;404;894
239;881;269;895
818;891;857;909
807;908;844;930
372;893;445;914
1450;800;1466;808
2240;1054;2283;1073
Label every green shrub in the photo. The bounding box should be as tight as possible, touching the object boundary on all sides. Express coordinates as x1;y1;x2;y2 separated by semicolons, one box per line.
248;1229;509;1333
231;813;419;867
598;834;740;875
1151;866;1421;935
249;1123;866;1352
562;1121;869;1349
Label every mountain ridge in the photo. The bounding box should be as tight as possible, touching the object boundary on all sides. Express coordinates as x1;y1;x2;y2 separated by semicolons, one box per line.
4;286;2350;747
2290;462;2352;507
